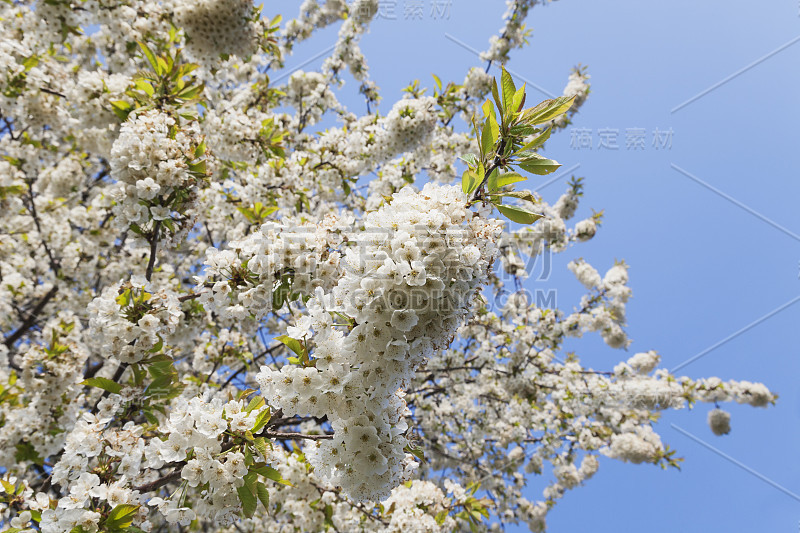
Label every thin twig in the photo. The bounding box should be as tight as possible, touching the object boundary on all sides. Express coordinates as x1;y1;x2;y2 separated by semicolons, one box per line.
39;87;66;98
4;285;59;370
145;221;161;282
264;431;333;441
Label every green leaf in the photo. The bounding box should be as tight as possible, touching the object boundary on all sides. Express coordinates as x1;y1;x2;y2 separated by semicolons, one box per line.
22;55;39;71
82;377;122;395
253;436;269;458
461;170;480;196
460;153;479;169
243;471;257;493
509;124;539;137
155;56;169;77
187;159;207;175
142;409;158;425
275;335;304;357
110;100;132;121
253;464;292;486
136;41;159;74
237;206;257;223
115;288;132;307
176;84;204;101
148;334;164;353
519;127;552;152
496;204;544;224
491;190;537;204
14;442;43;466
0;185;24;199
486;168;499;191
488;113;500;146
237;388;257;401
105;504;140;530
323;504;334;528
237;484;257;518
518;154;561;175
481;117;496;157
471;116;483;158
500;67;516;113
432;73;442;92
252;410;271;434
134;79;154;97
481;99;496;122
245;396;265;413
256;482;270;510
523;95;575;125
272;278;292;310
512;85;526;114
490;78;502;121
404;444;426;464
489;172;526;191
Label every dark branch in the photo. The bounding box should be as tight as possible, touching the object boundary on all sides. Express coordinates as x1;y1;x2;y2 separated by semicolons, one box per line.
134;468;182;493
145;221;161;282
264;431;333;441
4;285;59;363
39;87;66;98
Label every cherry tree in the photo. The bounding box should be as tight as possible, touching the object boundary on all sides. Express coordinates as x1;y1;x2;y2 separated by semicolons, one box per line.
0;0;775;531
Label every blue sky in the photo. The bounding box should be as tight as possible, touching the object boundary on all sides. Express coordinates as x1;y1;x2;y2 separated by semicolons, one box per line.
276;1;800;530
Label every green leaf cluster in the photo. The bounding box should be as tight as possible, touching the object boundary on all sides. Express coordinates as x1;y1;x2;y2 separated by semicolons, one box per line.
462;68;576;225
110;40;205;122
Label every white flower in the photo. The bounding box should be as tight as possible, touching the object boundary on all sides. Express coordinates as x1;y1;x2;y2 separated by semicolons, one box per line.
406;260;427;286
137;314;160;335
136;177;161;200
708;408;731;436
390;309;418;331
627;351;660;374
575;219;596;241
568;259;601;289
150;206;171;221
10;510;32;529
181;459;204;487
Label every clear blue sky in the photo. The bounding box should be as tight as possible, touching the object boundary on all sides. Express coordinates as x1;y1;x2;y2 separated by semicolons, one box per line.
277;1;800;530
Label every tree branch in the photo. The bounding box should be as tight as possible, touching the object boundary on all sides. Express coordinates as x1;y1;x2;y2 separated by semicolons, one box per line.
145;221;161;282
4;285;59;366
39;87;66;98
134;468;182;493
134;428;330;496
25;180;60;273
264;431;333;441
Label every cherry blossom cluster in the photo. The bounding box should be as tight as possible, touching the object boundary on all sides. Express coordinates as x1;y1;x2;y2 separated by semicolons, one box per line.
481;0;551;65
146;396;268;526
174;0;260;64
45;412;143;531
109;110;208;239
258;183;503;501
195;216;349;322
87;278;182;363
319;0;378;83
